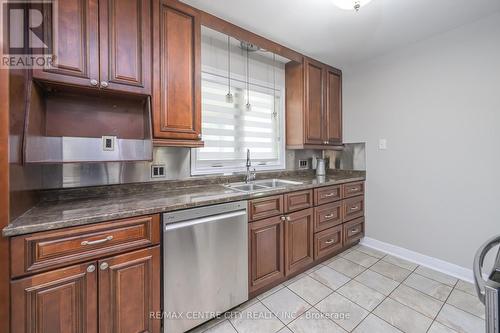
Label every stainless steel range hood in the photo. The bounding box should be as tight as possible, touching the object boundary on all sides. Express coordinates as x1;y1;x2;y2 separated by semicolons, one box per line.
23;82;153;164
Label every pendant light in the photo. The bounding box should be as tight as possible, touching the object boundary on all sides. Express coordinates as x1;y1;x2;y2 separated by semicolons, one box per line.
225;35;234;103
272;53;277;119
245;46;251;111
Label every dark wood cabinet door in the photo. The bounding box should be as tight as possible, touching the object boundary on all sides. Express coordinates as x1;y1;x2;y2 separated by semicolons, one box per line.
304;58;324;145
11;262;98;333
284;208;314;276
249;216;285;293
98;246;160;333
99;0;152;94
32;0;100;88
152;0;201;141
325;67;342;144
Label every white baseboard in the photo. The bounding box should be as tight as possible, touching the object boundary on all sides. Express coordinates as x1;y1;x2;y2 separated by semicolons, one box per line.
360;237;474;283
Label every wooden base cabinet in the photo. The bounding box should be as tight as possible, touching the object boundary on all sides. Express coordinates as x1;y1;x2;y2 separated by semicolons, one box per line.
99;247;160;333
11;247;160;333
11;262;98;333
249;216;285;293
284;208;314;276
248;181;364;297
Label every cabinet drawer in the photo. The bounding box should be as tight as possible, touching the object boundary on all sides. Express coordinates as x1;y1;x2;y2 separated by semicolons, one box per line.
343;181;364;198
248;195;284;221
284;190;313;213
343;195;364;222
314;185;341;205
314;225;343;260
314;201;342;232
343;217;365;246
11;215;160;278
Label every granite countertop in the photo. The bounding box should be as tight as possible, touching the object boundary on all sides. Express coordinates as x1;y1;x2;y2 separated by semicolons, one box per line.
4;171;365;236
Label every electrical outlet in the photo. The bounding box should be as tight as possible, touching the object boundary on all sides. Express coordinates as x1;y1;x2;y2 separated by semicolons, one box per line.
151;164;166;178
102;136;116;151
298;159;309;169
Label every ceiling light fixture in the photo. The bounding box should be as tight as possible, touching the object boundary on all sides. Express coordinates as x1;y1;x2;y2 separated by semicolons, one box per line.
332;0;373;12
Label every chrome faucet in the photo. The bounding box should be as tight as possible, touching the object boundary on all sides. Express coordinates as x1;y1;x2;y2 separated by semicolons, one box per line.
245;149;256;183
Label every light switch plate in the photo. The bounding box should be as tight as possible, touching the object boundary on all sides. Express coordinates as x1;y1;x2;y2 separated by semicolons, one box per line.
378;138;387;150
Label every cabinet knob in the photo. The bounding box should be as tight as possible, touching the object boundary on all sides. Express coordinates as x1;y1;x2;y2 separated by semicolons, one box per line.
280;216;286;221
87;264;96;273
286;216;291;221
90;79;98;86
100;262;109;271
100;81;109;88
198;134;202;139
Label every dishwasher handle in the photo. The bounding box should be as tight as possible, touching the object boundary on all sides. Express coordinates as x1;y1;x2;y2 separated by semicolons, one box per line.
165;210;247;231
473;235;500;304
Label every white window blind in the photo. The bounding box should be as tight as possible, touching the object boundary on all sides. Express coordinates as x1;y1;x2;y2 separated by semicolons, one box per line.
191;72;285;175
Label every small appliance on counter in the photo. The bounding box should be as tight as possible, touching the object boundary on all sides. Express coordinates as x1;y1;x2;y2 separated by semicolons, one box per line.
315;158;326;176
474;235;500;333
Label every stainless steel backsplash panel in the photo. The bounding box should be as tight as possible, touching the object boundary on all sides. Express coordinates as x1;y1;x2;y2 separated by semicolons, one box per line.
325;142;366;171
41;147;191;189
40;147;321;189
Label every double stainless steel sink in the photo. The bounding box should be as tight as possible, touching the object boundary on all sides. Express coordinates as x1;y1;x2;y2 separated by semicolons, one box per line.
224;179;303;193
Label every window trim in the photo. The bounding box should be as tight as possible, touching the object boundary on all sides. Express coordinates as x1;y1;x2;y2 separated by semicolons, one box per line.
191;66;286;176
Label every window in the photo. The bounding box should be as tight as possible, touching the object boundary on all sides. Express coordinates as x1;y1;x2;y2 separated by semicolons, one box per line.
191;71;285;175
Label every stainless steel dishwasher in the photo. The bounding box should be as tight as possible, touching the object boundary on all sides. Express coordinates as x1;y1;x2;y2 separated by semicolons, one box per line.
163;201;248;333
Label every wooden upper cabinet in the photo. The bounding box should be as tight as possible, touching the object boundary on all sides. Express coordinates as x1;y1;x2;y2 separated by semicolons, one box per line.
11;262;98;333
32;0;100;87
99;246;160;333
285;58;343;149
99;0;152;94
304;58;325;145
325;67;342;144
32;0;152;94
152;0;202;146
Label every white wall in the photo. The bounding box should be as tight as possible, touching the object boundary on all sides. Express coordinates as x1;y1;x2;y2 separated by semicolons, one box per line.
344;13;500;269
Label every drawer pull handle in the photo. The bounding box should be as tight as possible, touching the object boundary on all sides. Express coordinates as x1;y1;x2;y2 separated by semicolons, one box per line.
351;228;359;233
81;235;113;246
325;239;335;244
350;206;359;211
324;213;335;219
349;188;359;192
324;193;336;197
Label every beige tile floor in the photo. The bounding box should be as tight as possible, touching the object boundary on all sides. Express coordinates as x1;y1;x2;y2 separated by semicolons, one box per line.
188;245;486;333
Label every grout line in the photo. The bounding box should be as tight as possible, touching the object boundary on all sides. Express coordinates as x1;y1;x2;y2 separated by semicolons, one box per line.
400;274;453;303
411;269;458;288
285;282;334;308
447;286;486;320
424;279;459;333
258;298;289;329
227;317;239;333
362;262;421;333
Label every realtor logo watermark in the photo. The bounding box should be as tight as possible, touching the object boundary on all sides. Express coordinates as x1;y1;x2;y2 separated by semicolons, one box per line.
1;0;58;68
